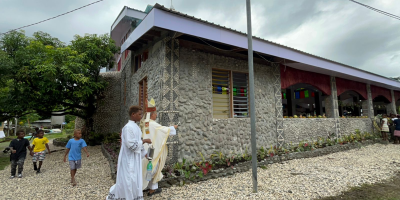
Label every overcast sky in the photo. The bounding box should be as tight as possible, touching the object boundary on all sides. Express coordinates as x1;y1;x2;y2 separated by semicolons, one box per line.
1;0;399;77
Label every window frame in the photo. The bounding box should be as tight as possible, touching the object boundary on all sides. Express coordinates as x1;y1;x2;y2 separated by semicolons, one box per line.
139;77;148;110
212;68;249;119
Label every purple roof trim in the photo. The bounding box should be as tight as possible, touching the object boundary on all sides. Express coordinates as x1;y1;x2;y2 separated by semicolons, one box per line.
120;4;400;90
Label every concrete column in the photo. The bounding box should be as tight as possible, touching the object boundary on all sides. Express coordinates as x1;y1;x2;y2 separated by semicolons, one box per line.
328;76;339;118
388;90;397;115
366;84;374;118
328;77;341;138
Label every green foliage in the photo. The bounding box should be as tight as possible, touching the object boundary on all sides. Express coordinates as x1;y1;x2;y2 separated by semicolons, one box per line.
258;146;267;159
0;157;10;170
19;113;41;125
65;115;76;123
260;165;268;170
64;120;75;129
0;31;119;136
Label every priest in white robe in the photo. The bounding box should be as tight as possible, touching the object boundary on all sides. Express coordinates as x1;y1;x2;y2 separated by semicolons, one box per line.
107;106;152;200
140;98;178;196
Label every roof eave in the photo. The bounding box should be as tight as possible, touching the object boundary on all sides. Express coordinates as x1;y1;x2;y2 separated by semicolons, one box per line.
121;4;400;90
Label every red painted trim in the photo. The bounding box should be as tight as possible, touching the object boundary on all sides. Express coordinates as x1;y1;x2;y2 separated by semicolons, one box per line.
394;90;400;102
371;85;392;102
280;64;331;95
336;77;367;99
146;107;156;112
117;60;121;71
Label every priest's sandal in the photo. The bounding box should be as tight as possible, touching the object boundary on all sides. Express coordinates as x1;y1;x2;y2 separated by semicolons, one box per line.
148;188;162;196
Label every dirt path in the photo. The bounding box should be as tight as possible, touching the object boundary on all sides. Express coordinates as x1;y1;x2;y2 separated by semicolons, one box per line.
0;146;114;200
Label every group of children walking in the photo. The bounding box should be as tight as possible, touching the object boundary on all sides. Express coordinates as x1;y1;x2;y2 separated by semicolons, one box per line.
8;129;89;186
9;129;50;178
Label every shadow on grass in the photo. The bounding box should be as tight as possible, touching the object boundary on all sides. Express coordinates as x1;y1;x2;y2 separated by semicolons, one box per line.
320;172;400;200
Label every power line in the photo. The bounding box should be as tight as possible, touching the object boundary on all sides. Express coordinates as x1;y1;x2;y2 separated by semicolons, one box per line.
0;0;105;35
349;0;400;20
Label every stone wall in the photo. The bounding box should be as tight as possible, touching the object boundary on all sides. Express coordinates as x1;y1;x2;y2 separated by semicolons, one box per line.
75;117;85;130
178;48;279;161
283;118;336;143
119;40;165;128
339;118;372;135
283;118;373;143
75;72;122;134
93;72;121;134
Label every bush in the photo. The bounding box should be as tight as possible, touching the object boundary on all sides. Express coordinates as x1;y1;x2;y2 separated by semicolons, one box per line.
63;129;74;135
103;133;120;144
65;120;75;129
54;137;69;143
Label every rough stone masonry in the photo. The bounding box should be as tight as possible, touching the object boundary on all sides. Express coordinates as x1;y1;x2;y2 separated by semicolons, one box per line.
80;36;374;162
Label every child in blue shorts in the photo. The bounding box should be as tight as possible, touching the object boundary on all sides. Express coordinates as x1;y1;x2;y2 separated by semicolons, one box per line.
63;129;89;186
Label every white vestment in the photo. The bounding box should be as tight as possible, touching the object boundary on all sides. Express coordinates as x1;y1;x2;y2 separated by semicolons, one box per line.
108;120;147;200
141;120;176;190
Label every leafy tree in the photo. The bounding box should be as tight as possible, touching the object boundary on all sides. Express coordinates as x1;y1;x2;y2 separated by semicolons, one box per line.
0;31;33;122
65;114;77;123
0;31;119;139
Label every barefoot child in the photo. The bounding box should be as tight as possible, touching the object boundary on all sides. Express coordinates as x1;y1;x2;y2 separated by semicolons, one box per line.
9;130;32;178
63;129;89;186
30;130;50;173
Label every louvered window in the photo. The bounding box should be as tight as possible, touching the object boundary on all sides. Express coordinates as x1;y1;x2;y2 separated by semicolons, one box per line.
139;78;148;110
232;72;249;118
212;69;230;119
212;69;249;119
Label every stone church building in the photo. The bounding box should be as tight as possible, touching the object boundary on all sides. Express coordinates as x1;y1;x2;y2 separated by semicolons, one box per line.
83;4;400;162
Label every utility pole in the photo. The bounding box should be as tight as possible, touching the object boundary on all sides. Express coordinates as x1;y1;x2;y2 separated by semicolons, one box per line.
246;0;257;193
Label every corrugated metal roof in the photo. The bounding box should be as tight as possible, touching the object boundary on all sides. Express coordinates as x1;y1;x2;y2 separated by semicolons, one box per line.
152;3;395;82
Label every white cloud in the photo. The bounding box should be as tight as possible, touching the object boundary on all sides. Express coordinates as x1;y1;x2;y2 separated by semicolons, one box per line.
1;0;399;77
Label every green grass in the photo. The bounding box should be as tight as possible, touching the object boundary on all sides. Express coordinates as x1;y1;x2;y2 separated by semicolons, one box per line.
0;141;12;152
44;132;66;140
0;136;17;143
0;157;10;170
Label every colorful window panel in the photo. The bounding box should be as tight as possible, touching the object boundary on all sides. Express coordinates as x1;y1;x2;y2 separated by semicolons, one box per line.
212;69;230;119
232;72;249;118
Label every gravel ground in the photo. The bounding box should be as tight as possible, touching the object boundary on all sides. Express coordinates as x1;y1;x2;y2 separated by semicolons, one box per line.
1;143;399;200
0;146;114;200
149;144;400;200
